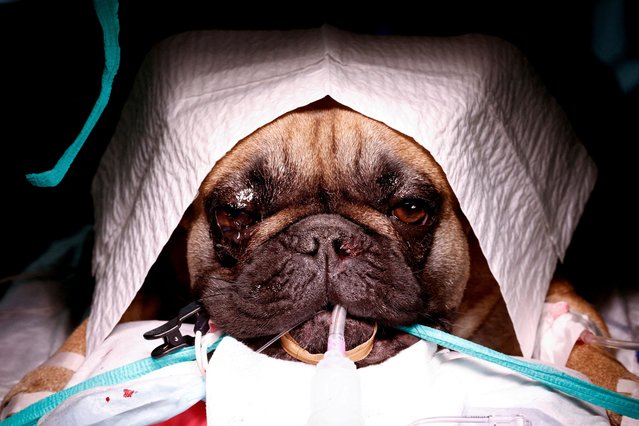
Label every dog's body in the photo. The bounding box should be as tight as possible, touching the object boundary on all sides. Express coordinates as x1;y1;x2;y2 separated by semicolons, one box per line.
133;97;635;424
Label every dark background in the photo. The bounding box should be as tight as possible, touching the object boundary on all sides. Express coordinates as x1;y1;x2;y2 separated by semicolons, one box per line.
1;1;637;303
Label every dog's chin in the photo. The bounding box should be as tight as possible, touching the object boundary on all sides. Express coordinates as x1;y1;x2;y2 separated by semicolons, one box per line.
242;310;420;367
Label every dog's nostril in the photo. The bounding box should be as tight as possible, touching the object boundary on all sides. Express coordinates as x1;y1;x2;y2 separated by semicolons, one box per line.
334;238;358;258
310;238;320;255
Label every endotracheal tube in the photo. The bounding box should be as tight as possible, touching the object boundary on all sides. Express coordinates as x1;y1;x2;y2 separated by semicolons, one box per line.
306;305;366;426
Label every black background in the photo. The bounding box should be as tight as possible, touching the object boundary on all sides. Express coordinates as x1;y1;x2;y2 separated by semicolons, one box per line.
1;1;637;303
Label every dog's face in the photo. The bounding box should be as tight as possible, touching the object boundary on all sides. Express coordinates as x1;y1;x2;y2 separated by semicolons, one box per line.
186;99;471;365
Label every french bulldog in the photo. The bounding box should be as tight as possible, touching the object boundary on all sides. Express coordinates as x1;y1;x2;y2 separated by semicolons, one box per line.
146;96;634;424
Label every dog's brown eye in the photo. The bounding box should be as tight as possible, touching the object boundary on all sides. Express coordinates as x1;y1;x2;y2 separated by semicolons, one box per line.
215;207;256;240
392;201;429;225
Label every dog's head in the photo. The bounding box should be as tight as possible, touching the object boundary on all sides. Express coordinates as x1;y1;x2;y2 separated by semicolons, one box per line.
185;98;471;365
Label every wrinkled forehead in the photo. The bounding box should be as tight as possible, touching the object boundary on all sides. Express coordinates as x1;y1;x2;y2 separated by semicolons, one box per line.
200;105;453;199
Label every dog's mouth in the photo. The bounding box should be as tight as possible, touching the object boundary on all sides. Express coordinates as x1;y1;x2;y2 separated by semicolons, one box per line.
243;308;419;367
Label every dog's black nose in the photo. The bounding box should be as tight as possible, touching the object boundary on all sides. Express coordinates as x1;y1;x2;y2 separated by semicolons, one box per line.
295;235;354;258
295;230;348;257
285;214;366;260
